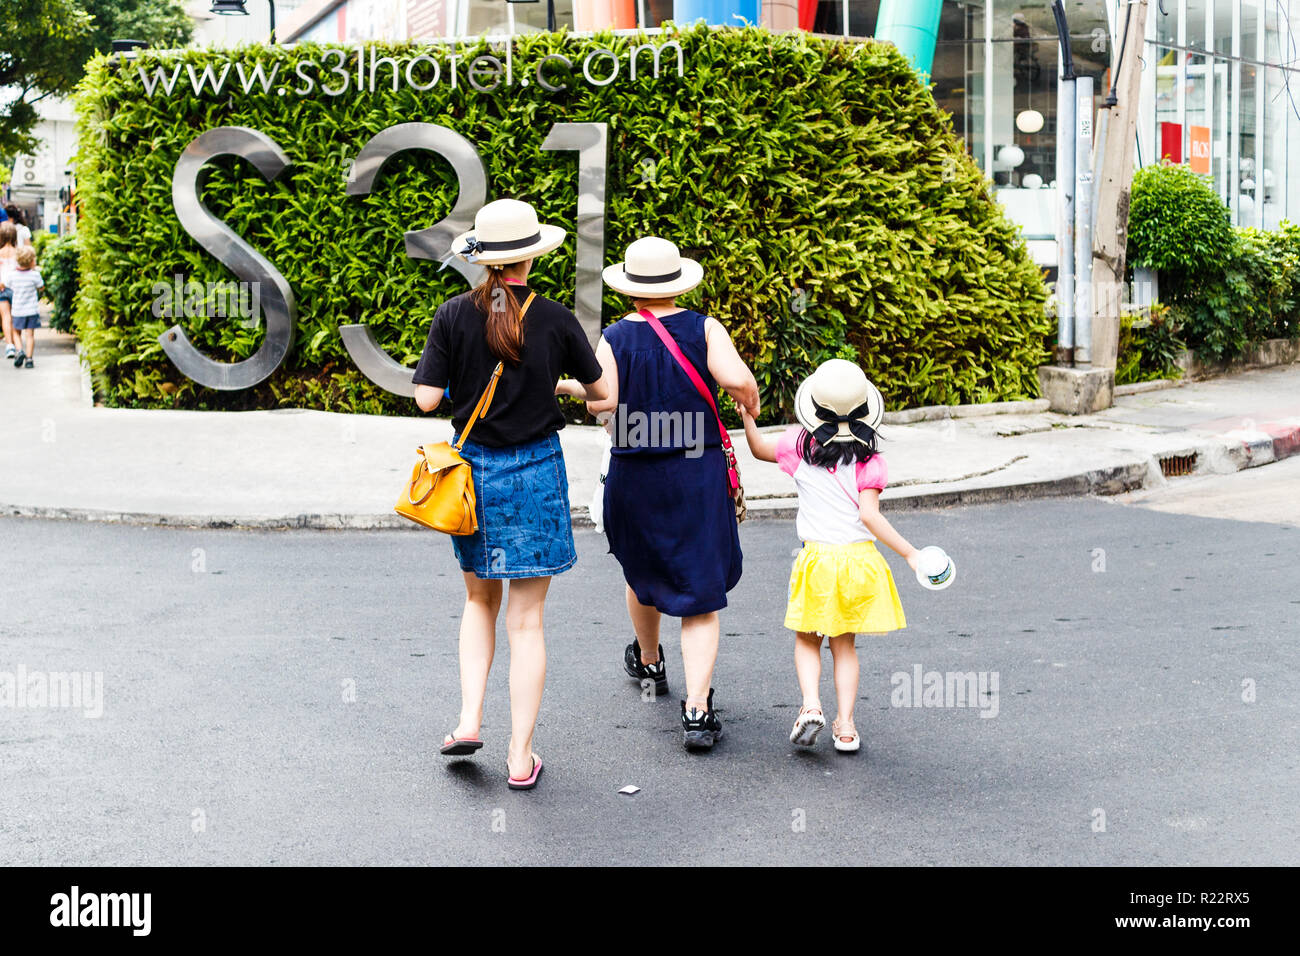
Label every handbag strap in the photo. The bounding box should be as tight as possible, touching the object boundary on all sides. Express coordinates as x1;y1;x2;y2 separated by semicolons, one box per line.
454;291;536;451
638;309;733;451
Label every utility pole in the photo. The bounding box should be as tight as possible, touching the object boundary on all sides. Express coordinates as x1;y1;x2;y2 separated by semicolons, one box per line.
1052;0;1076;366
1090;0;1150;371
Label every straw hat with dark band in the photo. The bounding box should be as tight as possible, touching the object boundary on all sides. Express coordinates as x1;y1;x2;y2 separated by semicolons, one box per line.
451;199;565;266
602;236;704;298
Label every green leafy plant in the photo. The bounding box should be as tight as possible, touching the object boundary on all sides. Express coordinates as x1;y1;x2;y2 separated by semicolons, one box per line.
1173;224;1300;361
1128;161;1234;273
72;26;1050;419
1128;158;1300;362
1116;302;1184;385
39;235;81;333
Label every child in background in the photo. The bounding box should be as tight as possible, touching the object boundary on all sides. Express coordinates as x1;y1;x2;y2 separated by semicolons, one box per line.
742;359;919;754
3;246;44;369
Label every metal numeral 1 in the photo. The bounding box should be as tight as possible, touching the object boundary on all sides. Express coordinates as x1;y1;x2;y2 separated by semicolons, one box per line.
542;122;609;345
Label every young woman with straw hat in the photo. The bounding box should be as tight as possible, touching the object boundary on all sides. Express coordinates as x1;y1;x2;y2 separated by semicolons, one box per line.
580;236;759;752
412;198;609;790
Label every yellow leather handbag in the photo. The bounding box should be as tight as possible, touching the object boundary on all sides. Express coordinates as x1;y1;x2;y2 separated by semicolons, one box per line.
395;292;535;535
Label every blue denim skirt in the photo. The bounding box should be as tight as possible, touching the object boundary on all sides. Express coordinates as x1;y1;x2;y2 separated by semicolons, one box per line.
451;432;577;579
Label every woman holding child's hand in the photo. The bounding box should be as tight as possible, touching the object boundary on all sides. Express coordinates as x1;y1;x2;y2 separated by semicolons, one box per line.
585;237;758;752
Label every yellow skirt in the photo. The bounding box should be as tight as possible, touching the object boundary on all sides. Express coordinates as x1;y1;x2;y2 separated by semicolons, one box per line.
784;540;907;636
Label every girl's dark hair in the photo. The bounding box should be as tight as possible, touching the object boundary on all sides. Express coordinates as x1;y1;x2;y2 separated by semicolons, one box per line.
3;205;21;226
470;266;524;364
798;427;878;469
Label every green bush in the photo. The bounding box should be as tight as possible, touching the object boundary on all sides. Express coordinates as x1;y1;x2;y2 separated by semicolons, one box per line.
1128;157;1300;362
1174;223;1300;361
1235;224;1300;342
1115;302;1184;385
1128;161;1234;293
73;25;1049;418
32;229;56;260
38;234;80;333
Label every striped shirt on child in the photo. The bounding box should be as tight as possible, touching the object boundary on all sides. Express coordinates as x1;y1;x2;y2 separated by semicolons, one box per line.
7;267;43;317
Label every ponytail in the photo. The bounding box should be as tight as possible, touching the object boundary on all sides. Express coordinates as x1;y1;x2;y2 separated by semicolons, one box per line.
471;266;525;364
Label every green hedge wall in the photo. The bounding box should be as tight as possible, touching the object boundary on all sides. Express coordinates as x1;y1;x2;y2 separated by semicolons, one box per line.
74;24;1049;419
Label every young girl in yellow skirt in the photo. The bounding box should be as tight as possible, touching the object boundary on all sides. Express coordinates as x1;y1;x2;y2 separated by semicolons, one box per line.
742;359;919;753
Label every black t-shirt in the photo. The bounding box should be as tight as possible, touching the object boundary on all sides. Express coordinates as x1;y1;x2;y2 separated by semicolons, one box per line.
412;285;603;448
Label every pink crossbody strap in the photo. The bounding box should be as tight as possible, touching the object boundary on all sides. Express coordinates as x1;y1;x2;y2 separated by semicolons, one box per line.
639;309;728;443
638;309;740;492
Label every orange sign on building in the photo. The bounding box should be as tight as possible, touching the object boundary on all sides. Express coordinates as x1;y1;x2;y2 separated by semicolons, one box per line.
1189;125;1211;174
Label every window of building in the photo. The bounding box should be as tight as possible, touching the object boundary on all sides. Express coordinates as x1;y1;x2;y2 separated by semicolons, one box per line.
810;0;878;37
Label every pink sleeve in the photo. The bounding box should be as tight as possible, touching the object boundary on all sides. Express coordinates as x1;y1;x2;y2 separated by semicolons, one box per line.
775;426;803;477
856;454;888;491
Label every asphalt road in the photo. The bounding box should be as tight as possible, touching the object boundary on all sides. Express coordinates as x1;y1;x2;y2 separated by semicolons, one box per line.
1;495;1297;866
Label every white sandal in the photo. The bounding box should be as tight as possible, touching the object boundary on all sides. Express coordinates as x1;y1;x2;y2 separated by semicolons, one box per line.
832;720;861;753
790;707;825;746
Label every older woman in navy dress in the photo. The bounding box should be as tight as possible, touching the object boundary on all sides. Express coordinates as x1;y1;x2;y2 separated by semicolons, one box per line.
579;237;759;751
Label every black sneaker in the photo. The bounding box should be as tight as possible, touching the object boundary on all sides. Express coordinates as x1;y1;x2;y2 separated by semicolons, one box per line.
23;358;32;369
681;688;723;751
13;350;25;368
623;640;668;696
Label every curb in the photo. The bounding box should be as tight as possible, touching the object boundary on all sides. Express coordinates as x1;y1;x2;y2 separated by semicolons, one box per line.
1264;422;1300;461
882;398;1050;425
0;464;1151;530
6;425;1296;533
1114;378;1181;397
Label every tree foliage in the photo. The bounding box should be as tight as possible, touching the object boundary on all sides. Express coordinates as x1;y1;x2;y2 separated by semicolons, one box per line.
0;0;192;158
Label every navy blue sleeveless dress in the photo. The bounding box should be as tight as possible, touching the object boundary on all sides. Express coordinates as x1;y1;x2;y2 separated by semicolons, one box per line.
601;310;743;616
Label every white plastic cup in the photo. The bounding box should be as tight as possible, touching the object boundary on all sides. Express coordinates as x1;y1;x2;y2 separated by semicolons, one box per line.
915;546;955;591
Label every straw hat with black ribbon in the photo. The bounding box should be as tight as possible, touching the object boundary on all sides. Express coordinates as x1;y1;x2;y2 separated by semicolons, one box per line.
602;236;704;298
450;199;566;267
793;358;886;446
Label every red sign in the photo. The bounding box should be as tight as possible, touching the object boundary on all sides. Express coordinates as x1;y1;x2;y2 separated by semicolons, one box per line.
1160;122;1183;164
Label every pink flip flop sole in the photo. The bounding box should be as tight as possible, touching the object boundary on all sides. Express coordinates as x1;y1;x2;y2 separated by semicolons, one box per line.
507;757;543;790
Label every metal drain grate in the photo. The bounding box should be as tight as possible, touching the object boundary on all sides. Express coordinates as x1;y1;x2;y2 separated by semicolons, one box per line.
1159;452;1198;478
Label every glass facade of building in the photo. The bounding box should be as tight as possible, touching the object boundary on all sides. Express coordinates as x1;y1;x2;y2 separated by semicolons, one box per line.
293;1;1300;257
1143;0;1300;230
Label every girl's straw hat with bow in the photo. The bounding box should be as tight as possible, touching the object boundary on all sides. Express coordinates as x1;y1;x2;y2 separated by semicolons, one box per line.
794;359;885;445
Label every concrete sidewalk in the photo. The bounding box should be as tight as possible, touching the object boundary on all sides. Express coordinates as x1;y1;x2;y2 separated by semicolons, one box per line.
2;328;1299;529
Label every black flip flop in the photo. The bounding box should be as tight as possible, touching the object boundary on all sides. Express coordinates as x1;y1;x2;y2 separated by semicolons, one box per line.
440;735;483;756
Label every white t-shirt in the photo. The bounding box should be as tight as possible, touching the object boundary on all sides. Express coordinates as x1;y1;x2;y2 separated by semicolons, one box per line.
15;224;32;247
8;268;43;316
776;426;888;545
